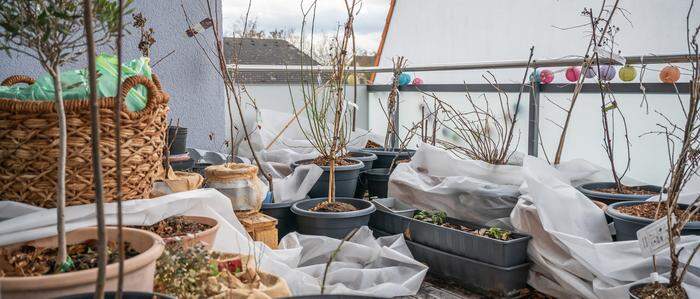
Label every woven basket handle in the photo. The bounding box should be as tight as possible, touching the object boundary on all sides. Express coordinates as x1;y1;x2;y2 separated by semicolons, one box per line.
1;75;35;86
121;75;161;109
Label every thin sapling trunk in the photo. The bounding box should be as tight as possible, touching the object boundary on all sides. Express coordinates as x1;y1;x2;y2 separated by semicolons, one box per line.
83;0;108;297
49;66;68;269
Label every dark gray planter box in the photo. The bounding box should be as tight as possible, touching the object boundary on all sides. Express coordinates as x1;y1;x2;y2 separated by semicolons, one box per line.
373;229;530;298
292;159;363;198
369;209;530;267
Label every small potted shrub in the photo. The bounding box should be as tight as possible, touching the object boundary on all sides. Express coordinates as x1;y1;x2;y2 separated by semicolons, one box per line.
623;13;699;297
289;0;375;238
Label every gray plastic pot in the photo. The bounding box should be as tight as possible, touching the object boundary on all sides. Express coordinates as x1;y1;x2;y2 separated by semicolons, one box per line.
292;159;363;198
360;147;415;169
627;282;686;299
365;168;391;198
291;197;376;239
606;201;700;241
348;151;377;172
261;196;309;240
577;182;661;205
373;229;529;297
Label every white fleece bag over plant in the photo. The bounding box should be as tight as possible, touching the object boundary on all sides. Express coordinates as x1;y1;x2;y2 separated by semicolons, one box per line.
511;157;700;298
388;143;523;225
0;190;426;297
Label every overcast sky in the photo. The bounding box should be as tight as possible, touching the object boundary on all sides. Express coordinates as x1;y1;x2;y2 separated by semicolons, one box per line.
222;0;389;53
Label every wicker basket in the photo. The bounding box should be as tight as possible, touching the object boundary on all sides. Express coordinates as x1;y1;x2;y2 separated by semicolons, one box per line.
0;74;169;207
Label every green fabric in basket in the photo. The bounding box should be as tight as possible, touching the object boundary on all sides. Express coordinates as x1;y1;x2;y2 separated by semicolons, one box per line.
0;54;153;112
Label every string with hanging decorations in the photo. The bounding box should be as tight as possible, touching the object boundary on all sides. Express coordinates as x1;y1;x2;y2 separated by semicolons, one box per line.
527;63;687;84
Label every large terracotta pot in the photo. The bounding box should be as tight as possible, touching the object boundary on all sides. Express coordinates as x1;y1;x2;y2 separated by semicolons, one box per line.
0;227;164;299
161;215;219;250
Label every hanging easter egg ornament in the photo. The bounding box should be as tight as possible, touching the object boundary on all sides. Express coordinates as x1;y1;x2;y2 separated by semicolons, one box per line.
399;73;411;86
618;65;636;82
584;67;596;79
598;65;616;81
659;66;681;83
565;66;581;82
530;69;541;83
412;77;424;85
540;69;554;84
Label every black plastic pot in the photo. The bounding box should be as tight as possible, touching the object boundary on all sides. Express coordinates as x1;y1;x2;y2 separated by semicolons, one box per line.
261;197;309;240
291;197;376;239
170;158;195;171
369;209;530;267
348;151;377;198
292;159;363;198
373;229;529;297
578;182;662;205
360;147;415;169
606;201;700;241
166;126;188;155
57;292;175;299
365;168;391;198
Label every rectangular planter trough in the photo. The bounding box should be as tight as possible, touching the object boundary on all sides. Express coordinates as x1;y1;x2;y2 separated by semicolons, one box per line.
372;228;530;298
369;208;531;267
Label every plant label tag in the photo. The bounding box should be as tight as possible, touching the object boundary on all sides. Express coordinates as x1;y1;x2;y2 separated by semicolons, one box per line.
637;215;678;257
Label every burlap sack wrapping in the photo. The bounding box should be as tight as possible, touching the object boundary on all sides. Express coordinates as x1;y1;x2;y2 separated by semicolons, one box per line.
151;167;204;197
205;163;265;211
207;254;291;299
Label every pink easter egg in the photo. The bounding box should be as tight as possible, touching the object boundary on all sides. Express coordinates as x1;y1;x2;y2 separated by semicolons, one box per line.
565;66;581;82
540;69;554;84
412;77;424;85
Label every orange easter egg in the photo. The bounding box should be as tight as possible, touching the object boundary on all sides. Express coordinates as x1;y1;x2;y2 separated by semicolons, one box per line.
659;66;680;83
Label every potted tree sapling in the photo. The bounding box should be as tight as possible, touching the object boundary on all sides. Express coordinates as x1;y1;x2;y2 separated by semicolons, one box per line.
606;6;700;244
0;2;166;298
621;7;700;295
571;6;662;204
288;0;375;238
361;56;417;169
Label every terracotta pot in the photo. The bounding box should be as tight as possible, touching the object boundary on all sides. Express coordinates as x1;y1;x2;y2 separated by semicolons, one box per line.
0;227;164;299
161;215;219;250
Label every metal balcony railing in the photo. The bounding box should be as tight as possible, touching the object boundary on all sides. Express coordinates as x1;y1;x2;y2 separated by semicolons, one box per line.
227;53;696;157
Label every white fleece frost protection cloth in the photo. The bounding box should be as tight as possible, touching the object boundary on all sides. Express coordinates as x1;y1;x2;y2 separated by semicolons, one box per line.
0;189;426;297
387;143;607;226
511;157;700;298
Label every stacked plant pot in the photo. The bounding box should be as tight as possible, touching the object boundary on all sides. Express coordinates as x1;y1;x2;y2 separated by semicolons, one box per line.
166;126;194;171
369;198;531;297
360;147;415;198
349;150;377;198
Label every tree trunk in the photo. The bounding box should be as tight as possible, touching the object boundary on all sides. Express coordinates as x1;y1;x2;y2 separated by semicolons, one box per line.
115;1;125;298
51;67;68;270
83;1;107;298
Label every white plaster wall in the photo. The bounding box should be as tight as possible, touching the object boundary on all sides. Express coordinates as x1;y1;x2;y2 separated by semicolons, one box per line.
370;0;700;184
0;0;227;151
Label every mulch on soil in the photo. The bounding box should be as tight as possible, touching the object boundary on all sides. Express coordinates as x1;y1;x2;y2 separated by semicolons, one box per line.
133;216;213;238
1;239;139;277
310;201;358;212
616;202;700;221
